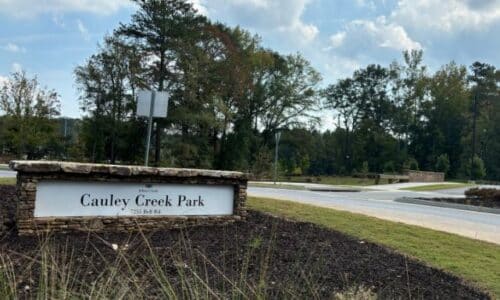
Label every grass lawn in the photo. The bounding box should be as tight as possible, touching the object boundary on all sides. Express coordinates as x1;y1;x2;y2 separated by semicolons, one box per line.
276;176;388;186
248;197;500;298
400;183;474;191
0;178;15;185
248;182;306;190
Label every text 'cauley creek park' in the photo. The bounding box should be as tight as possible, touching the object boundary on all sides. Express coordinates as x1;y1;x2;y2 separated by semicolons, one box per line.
80;194;206;209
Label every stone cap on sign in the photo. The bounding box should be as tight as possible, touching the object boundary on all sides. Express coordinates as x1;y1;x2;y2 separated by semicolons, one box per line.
9;160;249;180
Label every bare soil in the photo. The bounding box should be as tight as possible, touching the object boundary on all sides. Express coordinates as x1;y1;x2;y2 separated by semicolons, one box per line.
0;185;490;299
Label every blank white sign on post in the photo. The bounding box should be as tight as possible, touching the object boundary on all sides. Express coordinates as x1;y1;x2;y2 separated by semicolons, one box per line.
137;90;169;118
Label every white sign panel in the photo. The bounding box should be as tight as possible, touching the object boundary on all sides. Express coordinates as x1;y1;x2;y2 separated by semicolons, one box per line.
136;90;151;117
34;181;234;217
137;90;169;118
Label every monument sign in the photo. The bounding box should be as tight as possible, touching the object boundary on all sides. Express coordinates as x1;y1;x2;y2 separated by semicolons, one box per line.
11;161;248;235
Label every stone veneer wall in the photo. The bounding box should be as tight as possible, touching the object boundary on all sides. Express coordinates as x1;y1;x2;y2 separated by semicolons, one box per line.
407;170;445;182
10;161;248;235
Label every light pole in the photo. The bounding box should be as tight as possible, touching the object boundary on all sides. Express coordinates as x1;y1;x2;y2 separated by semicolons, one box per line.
274;131;281;185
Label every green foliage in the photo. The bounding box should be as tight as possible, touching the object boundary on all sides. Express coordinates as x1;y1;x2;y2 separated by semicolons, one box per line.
3;0;499;183
469;155;487;180
251;148;273;179
383;161;396;174
435;154;450;175
403;157;419;171
0;71;62;159
360;161;369;174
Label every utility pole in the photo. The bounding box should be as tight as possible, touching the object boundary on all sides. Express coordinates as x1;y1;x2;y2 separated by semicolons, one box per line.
154;120;160;166
274;131;281;185
470;92;478;181
63;118;68;160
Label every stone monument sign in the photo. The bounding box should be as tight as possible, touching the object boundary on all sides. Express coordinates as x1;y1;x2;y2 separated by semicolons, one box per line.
10;161;248;235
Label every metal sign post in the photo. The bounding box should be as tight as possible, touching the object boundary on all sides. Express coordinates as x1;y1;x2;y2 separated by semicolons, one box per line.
137;90;169;167
144;91;156;166
274;131;281;185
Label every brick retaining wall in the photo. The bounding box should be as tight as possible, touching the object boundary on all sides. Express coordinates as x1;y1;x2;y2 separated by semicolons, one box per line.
407;170;445;182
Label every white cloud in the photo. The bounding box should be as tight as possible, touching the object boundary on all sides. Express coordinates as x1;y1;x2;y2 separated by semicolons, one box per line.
0;0;131;18
2;42;26;53
76;19;90;41
188;0;208;15
329;16;422;56
330;32;346;49
355;0;376;10
11;62;23;73
278;22;319;43
52;14;66;28
391;0;500;33
193;0;318;44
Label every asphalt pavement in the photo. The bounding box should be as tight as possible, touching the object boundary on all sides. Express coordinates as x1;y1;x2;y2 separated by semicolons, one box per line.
0;170;15;177
248;183;500;245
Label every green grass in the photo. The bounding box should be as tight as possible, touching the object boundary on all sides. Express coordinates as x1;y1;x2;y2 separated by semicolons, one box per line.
276;176;387;186
0;178;15;185
400;183;473;191
248;183;306;190
248;197;500;298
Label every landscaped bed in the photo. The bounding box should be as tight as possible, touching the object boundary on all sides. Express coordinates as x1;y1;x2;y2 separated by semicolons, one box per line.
0;185;490;299
411;197;500;209
407;187;500;209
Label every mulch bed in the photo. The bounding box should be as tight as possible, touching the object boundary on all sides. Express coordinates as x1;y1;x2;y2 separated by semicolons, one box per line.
420;197;500;209
0;185;490;299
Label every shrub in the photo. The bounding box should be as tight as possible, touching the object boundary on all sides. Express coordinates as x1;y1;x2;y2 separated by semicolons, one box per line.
361;161;369;175
252;148;273;179
463;155;487;180
404;157;419;171
435;154;450;175
471;156;486;180
292;167;303;176
383;161;396;174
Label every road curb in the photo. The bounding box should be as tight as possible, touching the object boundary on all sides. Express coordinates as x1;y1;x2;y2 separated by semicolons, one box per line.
395;197;500;215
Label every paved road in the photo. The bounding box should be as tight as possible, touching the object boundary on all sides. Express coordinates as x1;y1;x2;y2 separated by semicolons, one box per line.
0;170;15;177
248;185;500;245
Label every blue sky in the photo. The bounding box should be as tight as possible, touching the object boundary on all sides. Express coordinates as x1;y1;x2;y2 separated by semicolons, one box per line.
1;0;499;127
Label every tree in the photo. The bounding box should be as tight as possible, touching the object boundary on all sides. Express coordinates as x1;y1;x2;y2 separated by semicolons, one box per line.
117;0;207;165
423;62;470;176
390;50;428;141
468;62;499;180
75;36;146;163
468;155;486;180
404;157;419;171
324;64;396;173
0;71;61;159
257;53;322;136
435;154;450;175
